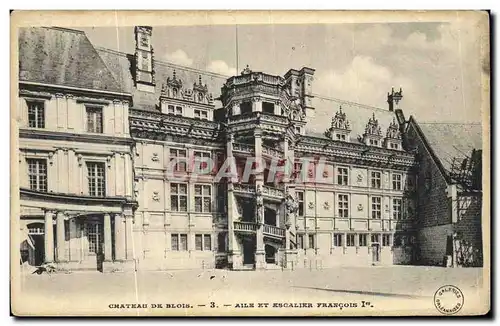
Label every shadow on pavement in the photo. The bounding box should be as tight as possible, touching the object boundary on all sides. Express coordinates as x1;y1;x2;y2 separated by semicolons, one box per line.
292;286;430;298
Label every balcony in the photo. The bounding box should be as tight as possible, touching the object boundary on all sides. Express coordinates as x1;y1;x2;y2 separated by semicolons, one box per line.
262;145;283;159
233;142;255;155
234;221;257;233
233;221;285;239
262;185;284;200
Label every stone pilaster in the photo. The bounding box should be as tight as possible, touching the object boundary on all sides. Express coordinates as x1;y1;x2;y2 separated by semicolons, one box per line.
56;211;66;262
44;210;54;263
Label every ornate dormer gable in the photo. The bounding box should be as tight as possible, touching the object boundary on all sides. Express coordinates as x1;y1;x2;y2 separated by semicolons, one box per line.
384;118;403;150
386;118;401;140
324;106;351;141
161;70;183;99
363;113;383;147
192;75;214;105
159;71;215;119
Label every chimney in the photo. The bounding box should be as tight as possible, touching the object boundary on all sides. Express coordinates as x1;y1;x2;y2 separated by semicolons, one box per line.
134;26;155;93
387;87;403;112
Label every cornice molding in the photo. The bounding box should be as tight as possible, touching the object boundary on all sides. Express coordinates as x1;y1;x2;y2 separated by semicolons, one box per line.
19;129;135;146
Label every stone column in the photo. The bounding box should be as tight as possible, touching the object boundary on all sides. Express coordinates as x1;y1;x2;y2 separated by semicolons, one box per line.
56;211;66;262
103;213;112;261
124;153;132;198
114;213;126;261
226;133;242;269
125;215;134;260
44;210;54;263
254;128;265;269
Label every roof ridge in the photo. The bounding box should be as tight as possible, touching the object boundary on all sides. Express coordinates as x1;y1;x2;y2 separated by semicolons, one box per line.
312;93;387;113
419;121;482;125
96;46;230;80
43;26;85;34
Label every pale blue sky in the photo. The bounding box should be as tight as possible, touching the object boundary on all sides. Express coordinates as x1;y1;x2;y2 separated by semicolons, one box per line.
79;21;486;123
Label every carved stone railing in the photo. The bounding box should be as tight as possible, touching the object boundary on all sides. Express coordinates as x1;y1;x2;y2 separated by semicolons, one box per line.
262;185;285;199
260;112;289;125
263;224;285;238
233;143;255;154
234;221;257;233
233;183;256;195
262;145;283;158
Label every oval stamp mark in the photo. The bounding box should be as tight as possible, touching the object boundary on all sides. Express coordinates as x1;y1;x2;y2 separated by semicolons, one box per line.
434;285;464;315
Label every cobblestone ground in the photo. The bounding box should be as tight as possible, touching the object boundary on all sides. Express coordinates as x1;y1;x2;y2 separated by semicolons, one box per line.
13;266;487;316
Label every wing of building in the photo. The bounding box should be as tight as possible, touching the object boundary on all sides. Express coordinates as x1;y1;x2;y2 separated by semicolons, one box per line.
17;26;483;272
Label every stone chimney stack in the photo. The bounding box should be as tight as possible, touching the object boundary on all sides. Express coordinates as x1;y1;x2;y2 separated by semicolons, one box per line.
134;26;155;93
387;87;403;112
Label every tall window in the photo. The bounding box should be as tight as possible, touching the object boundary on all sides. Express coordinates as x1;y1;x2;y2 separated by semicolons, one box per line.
87;162;105;197
371;234;380;243
27;159;47;192
392;173;402;190
195;234;212;251
338;194;349;218
194;109;208;120
27;101;45;128
359;234;368;246
86;107;103;133
393;198;402;220
297;234;304;249
296;191;304;216
333;233;343;247
194;151;211;172
371;171;381;188
371;197;382;219
87;223;103;254
194;184;211;213
171;233;188;251
308;234;315;249
346;234;355;247
170;183;188;212
382;234;391;247
337;167;349;185
170;148;187;172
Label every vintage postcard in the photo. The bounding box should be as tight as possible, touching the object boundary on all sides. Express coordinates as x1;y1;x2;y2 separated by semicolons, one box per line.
10;10;490;316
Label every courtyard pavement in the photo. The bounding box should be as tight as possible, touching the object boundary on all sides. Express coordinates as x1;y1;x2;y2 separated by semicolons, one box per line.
12;266;487;316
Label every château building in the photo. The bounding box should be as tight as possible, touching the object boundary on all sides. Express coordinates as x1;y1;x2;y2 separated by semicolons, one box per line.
17;26;483;272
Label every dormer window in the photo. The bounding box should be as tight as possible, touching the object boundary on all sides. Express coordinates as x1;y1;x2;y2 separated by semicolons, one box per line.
369;139;379;146
390;142;400;150
325;106;351;141
168;105;183;116
385;118;402;150
336;133;347;141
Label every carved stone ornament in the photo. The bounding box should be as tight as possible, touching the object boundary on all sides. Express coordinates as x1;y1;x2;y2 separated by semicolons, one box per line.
323;201;330;210
357;204;363;212
364;113;382;136
323;170;329;178
386;118;402;140
151;153;159;162
385;204;390;212
152;191;160;202
357;174;363;182
308;202;315;209
325;106;351;139
284;194;299;214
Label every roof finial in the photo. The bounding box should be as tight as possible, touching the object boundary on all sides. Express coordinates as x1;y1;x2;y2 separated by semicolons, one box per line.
173;69;177;80
198;75;202;85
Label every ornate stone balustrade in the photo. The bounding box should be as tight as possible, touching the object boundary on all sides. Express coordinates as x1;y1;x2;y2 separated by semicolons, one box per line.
233;183;256;195
263;224;285;238
262;185;285;199
262;145;283;158
234;221;257;233
233;142;255;154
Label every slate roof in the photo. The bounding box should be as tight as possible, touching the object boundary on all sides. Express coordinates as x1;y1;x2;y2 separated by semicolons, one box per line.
416;122;482;174
305;96;398;145
18;27;124;94
96;47;227;111
18;26;400;143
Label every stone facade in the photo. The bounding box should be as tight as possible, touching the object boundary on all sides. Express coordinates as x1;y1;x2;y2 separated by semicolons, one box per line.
17;26;482;272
